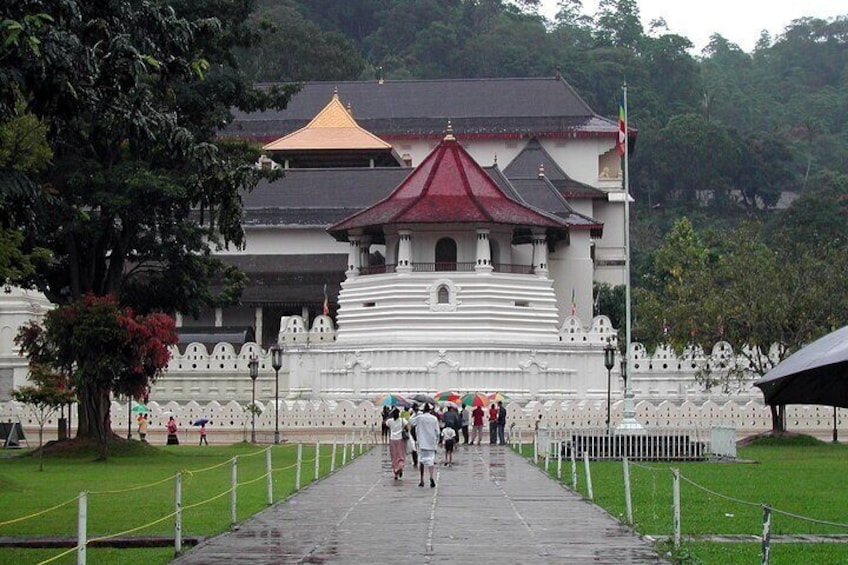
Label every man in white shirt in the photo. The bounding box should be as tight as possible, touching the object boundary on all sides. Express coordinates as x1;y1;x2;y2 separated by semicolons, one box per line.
413;403;441;488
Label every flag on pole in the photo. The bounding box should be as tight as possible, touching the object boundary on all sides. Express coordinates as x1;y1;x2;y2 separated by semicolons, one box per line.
570;288;577;317
617;92;627;156
322;284;329;316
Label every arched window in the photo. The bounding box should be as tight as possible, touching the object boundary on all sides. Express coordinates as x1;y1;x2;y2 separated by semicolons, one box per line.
437;285;450;304
435;238;457;271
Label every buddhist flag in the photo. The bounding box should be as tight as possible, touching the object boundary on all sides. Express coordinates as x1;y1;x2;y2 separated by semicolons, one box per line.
322;284;329;316
570;288;577;316
617;92;627;157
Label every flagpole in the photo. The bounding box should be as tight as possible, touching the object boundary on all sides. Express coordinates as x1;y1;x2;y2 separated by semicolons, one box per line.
618;82;641;432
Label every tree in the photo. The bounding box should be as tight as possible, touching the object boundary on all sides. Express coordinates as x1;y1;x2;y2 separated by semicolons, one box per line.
16;295;177;459
635;219;848;431
11;366;75;471
1;0;295;313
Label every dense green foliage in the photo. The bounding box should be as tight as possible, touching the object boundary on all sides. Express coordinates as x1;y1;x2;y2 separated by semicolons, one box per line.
0;0;295;314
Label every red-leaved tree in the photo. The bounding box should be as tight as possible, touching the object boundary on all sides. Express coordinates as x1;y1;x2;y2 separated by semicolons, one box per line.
16;295;177;458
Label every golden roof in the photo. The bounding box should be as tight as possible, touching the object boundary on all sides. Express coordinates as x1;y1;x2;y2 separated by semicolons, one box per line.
263;92;392;152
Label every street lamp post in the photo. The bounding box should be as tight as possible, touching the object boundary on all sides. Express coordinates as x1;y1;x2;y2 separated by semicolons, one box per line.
603;342;616;434
248;356;259;443
271;344;283;445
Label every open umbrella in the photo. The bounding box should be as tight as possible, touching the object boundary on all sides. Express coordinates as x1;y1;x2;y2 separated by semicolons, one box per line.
488;392;509;404
410;393;438;406
131;404;149;414
461;392;489;407
754;325;848;408
192;418;210;426
375;393;411;408
434;390;461;403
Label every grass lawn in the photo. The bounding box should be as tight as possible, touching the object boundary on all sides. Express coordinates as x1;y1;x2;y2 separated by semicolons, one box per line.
0;438;364;565
520;436;848;564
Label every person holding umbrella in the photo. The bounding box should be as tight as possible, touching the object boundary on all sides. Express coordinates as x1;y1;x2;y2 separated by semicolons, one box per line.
137;413;148;442
166;416;179;445
199;422;208;445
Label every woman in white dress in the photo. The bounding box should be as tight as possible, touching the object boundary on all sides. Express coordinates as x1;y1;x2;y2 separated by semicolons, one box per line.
384;408;408;479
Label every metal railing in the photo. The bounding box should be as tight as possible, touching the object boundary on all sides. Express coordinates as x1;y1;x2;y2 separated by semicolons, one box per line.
358;262;535;275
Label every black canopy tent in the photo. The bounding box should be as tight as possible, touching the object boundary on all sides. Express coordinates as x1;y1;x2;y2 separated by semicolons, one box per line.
754;325;848;409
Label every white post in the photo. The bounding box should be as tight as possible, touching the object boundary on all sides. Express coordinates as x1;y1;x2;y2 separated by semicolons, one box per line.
359;431;364;454
342;435;348;466
533;433;538;464
544;441;550;473
761;505;772;565
518;430;523;455
296;443;303;490
77;491;87;565
570;448;578;490
673;468;681;549
230;458;238;527
314;441;320;482
331;440;337;473
623;457;633;525
175;473;182;555
266;449;273;505
349;434;355;461
583;452;593;501
557;439;562;480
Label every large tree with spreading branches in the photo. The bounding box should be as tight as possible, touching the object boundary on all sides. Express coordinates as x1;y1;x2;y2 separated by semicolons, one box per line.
1;0;295;447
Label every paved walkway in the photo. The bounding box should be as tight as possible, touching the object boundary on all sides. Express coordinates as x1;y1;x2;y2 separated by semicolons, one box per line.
172;443;668;564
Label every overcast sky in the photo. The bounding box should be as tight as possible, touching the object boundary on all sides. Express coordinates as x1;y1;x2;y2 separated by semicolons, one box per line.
539;0;847;53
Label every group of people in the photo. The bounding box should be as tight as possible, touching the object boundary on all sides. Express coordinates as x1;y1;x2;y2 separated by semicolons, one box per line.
135;415;208;446
382;400;508;487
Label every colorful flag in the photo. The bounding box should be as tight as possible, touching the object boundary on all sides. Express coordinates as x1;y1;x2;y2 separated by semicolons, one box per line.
322;284;329;316
570;288;577;316
617;91;627;157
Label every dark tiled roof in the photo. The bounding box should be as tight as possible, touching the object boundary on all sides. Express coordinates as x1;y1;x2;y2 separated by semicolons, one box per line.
503;138;605;199
218;254;346;304
243;168;411;227
328;135;572;244
508;177;603;237
222;77;618;141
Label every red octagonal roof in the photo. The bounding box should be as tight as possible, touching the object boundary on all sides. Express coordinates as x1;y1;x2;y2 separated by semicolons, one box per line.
329;133;571;242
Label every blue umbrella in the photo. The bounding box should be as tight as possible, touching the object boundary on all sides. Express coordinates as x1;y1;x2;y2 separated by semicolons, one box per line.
192;418;210;426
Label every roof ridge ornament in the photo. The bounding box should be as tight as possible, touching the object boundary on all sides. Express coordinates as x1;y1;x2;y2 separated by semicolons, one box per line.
444;120;455;141
538;163;545;177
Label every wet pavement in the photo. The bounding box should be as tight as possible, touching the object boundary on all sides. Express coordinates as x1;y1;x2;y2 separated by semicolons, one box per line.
171;443;668;564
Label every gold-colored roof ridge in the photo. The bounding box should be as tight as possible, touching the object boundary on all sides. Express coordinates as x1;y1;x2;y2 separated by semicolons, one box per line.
263;92;391;152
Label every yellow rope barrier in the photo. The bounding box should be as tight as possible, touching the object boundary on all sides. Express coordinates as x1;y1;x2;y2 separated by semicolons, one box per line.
89;473;178;495
0;495;78;528
87;510;178;543
36;545;79;565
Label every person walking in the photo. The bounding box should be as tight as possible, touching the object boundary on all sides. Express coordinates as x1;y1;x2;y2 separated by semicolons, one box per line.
488;403;498;444
385;408;408;479
408;403;420;466
442;406;461;451
471;404;484;445
460;406;470;444
137;414;148;442
415;404;441;488
497;401;507;445
441;425;456;466
199;422;209;445
166;416;179;445
381;405;390;444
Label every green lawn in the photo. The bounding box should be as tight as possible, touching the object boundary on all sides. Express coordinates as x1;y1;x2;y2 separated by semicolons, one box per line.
520;437;848;564
0;439;365;565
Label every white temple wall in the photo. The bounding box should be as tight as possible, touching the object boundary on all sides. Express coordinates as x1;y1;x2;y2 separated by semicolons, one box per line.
219;226;344;255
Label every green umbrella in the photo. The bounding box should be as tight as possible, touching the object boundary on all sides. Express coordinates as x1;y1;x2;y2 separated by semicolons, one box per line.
132;404;149;414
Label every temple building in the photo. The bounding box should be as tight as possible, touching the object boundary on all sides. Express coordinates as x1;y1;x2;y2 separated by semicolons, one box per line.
180;76;630;351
